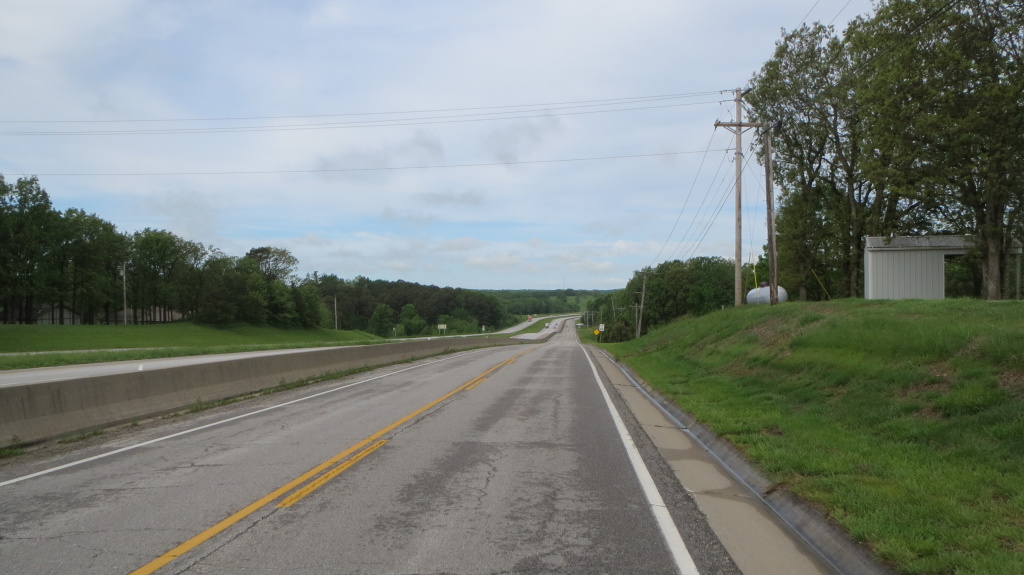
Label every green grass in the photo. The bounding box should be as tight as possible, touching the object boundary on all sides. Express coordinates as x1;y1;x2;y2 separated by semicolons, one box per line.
602;299;1024;575
0;323;380;370
0;447;25;459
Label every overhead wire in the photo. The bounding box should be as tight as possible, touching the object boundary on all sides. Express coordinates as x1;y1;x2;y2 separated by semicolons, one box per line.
799;0;825;25
676;167;736;262
675;148;759;263
651;104;737;265
0;99;729;137
744;141;765;272
646;129;721;268
665;150;731;261
4;149;731;178
827;0;857;26
744;148;770;288
662;91;746;264
0;90;730;124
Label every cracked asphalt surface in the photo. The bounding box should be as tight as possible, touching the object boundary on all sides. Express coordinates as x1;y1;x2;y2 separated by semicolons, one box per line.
0;327;735;574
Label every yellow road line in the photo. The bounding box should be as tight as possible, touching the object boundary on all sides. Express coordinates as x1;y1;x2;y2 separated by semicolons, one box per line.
463;377;487;392
277;440;388;508
129;347;534;575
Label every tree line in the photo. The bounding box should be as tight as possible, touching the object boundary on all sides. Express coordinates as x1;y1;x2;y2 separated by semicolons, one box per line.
481;289;606;315
747;0;1023;300
0;175;509;333
586;257;736;342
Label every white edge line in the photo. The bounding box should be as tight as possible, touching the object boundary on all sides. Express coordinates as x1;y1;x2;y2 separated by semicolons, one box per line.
594;349;850;575
0;348;492;488
579;342;701;575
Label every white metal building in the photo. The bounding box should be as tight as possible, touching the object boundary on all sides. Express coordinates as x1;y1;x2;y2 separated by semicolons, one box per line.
864;236;1021;300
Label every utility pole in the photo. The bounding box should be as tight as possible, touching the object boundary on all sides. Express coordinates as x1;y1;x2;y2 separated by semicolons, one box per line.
764;126;779;305
715;88;764;306
334;295;338;330
636;273;647;339
122;262;128;326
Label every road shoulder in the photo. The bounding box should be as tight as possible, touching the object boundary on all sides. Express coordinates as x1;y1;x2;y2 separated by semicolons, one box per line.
586;346;842;575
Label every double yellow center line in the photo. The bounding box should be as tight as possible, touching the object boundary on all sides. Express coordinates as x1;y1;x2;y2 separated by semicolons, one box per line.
130;348;532;575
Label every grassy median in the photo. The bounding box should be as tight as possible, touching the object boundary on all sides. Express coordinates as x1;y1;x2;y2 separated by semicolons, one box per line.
0;323;380;370
601;298;1023;575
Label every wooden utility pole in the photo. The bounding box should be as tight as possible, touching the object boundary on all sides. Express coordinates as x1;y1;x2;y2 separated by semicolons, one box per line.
764;128;778;305
635;273;647;339
715;88;764;306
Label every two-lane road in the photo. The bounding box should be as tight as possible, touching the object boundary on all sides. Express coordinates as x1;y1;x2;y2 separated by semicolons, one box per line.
0;327;739;574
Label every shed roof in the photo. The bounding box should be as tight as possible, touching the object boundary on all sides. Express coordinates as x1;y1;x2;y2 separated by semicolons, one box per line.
865;236;1021;254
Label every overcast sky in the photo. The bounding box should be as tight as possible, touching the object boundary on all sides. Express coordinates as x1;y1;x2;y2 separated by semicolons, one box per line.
0;0;874;290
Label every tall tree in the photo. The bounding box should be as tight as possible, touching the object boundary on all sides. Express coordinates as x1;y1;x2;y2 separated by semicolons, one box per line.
245;246;298;283
367;303;394;337
849;0;1024;299
0;176;59;323
62;209;127;324
747;23;898;299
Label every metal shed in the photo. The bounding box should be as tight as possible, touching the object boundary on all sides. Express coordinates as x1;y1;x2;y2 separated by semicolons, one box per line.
864;236;1021;300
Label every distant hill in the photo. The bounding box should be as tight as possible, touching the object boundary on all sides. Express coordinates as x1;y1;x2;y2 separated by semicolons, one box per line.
481;289;612;315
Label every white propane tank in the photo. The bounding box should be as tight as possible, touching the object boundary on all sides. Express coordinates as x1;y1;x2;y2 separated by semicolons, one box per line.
746;283;789;305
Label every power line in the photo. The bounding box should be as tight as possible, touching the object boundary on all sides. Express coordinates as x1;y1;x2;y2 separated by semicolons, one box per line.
0;90;730;124
678;175;735;262
827;0;856;26
668;150;731;260
0;99;729;136
799;0;825;25
5;149;730;177
672;148;759;263
666;150;733;261
744;145;765;268
647;129;722;267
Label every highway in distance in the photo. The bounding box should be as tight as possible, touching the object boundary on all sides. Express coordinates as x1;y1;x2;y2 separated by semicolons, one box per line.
0;326;738;574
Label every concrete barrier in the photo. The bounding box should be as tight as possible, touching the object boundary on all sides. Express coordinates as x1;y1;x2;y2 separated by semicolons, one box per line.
0;337;528;446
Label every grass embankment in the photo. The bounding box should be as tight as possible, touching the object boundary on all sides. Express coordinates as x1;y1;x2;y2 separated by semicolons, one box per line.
0;323;379;370
601;299;1023;575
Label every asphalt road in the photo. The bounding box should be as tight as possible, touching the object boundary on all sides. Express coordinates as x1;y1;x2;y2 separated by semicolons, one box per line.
0;326;737;574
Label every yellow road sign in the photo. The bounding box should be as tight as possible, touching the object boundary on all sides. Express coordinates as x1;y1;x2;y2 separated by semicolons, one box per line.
593;329;600;336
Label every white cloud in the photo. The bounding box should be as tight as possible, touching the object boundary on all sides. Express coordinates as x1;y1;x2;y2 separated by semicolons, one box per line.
571;260;615;273
418;190;486;207
307;1;352;28
313;132;445;181
437;238;485;252
141;189;222;244
466;254;523;269
481;117;562;163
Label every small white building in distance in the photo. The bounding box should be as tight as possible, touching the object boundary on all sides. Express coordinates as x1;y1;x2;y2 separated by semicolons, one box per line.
864;236;1021;300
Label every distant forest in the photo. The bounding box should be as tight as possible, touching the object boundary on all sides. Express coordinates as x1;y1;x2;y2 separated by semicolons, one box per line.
0;175;591;335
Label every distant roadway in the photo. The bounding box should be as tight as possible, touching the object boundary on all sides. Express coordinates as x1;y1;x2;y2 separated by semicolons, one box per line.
0;347;340;388
0;316;578;388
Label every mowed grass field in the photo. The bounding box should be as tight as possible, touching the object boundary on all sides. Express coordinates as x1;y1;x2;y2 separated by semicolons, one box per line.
599;299;1024;575
0;323;379;370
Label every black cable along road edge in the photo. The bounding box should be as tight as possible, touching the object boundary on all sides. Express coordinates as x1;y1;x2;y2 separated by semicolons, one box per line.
591;347;894;575
581;345;742;575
